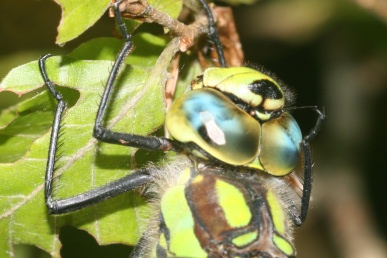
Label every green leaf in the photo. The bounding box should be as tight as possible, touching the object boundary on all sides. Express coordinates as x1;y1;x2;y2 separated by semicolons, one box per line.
0;35;181;257
56;0;111;45
55;0;183;45
0;90;60;163
150;0;183;19
68;33;169;67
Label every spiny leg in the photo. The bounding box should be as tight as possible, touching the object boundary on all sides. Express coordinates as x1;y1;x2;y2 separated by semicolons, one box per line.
39;54;153;214
40;1;163;214
39;53;67;211
198;0;227;67
92;0;182;152
295;107;326;225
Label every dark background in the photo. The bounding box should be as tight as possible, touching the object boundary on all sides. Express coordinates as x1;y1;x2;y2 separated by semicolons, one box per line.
1;0;387;257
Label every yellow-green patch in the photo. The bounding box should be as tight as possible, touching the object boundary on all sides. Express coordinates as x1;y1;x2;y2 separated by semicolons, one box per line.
273;233;295;256
215;179;251;228
192;174;204;184
266;189;286;234
231;231;258;247
176;167;191;185
161;184;206;256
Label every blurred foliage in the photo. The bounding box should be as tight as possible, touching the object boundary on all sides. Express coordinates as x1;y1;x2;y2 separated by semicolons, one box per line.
232;0;387;257
1;0;387;257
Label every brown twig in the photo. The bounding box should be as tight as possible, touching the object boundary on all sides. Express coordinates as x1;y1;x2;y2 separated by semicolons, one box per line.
110;0;209;52
198;6;244;68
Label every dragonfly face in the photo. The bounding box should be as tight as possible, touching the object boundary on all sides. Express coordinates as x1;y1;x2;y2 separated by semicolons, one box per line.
166;66;303;177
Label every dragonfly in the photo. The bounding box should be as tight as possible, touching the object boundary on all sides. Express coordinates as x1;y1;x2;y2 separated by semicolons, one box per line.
38;0;325;256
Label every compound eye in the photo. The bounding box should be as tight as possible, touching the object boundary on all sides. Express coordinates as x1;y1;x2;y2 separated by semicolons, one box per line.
166;88;260;165
259;113;302;176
